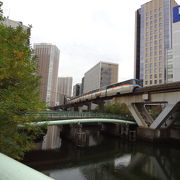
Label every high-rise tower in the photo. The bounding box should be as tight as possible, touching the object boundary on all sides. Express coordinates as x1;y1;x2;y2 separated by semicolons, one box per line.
34;43;60;106
134;0;178;86
83;61;118;93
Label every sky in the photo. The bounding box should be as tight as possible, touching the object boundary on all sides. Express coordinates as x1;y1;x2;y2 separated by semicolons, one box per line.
2;0;180;86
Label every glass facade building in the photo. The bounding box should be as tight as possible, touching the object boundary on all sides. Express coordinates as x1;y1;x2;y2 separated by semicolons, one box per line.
134;0;178;86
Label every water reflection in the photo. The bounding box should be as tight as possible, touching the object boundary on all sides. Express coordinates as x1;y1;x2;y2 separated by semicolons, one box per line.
42;125;61;150
23;125;180;180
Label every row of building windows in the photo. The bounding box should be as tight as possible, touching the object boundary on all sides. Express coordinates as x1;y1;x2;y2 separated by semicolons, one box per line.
145;44;163;53
145;31;163;38
145;56;163;62
145;35;163;42
145;50;163;57
145;62;163;68
145;73;163;79
145;67;163;73
145;7;162;16
147;15;163;20
145;19;163;26
145;79;163;85
145;42;163;48
146;23;164;31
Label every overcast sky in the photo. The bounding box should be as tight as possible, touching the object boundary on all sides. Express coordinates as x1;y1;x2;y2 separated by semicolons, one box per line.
2;0;180;85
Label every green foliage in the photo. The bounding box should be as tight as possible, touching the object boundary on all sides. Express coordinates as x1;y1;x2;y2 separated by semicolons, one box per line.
0;2;3;21
104;102;132;117
145;105;162;119
0;3;45;159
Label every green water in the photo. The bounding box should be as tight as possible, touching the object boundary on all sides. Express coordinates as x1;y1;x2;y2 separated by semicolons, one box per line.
23;127;180;180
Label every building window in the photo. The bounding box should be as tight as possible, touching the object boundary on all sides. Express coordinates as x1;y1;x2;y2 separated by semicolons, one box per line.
159;74;162;78
154;80;157;84
150;80;152;84
159;23;163;28
167;55;173;59
154;74;157;78
159;79;162;84
145;81;148;85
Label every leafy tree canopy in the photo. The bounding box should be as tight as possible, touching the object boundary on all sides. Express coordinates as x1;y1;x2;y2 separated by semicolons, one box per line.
104;102;132;117
0;2;45;159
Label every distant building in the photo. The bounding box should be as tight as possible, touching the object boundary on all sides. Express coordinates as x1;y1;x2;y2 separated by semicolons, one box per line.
83;61;118;93
134;0;178;86
57;77;72;105
34;43;60;106
73;83;81;97
2;18;29;30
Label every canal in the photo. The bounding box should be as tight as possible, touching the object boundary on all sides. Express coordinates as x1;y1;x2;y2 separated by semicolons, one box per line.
23;125;180;180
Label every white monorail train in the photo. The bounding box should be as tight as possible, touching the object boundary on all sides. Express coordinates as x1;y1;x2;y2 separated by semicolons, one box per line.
68;79;142;104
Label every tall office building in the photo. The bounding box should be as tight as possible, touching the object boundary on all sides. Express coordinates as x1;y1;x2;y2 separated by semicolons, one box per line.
34;43;60;106
57;77;72;105
134;0;178;86
83;61;118;93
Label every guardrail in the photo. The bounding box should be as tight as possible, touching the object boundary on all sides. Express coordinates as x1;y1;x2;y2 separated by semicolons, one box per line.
0;153;54;180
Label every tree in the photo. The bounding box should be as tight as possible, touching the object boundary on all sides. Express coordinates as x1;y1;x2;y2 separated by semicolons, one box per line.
0;2;45;159
104;102;132;118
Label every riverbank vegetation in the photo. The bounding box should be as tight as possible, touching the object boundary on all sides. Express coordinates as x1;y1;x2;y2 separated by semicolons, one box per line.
0;2;45;159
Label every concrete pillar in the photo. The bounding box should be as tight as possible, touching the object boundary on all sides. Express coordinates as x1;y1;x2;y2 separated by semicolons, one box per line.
98;101;105;112
84;102;92;112
150;103;176;129
74;106;79;111
127;103;148;127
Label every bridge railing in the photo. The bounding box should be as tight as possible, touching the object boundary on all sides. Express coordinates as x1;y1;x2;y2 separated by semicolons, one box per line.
0;153;54;180
27;111;134;121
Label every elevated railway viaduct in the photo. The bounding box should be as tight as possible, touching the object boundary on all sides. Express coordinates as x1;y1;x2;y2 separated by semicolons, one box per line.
52;82;180;132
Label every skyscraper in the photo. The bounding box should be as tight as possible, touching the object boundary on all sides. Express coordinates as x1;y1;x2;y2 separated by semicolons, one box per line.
134;0;178;86
34;43;60;106
83;61;118;93
57;77;73;105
